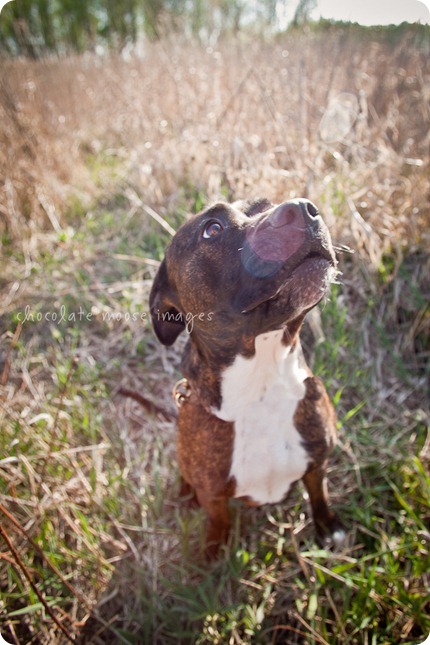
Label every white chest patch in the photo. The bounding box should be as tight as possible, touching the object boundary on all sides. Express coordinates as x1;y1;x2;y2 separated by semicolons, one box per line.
215;330;310;505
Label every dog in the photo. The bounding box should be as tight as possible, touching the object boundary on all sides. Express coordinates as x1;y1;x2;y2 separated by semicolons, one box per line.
149;198;345;557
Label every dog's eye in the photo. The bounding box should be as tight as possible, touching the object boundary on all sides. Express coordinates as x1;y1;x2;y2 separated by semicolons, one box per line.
202;220;224;239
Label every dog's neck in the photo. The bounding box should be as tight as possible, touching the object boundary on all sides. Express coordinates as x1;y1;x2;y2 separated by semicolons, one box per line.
215;329;308;422
181;324;305;412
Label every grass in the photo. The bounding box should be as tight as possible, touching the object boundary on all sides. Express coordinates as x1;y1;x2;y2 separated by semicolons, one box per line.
0;27;429;644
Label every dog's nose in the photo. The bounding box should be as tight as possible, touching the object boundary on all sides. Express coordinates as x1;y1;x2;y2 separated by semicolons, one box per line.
301;199;320;219
295;198;321;223
242;198;329;278
268;202;304;229
268;199;319;229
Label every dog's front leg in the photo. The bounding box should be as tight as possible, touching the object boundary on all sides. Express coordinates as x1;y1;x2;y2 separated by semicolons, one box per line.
197;491;230;559
302;464;345;547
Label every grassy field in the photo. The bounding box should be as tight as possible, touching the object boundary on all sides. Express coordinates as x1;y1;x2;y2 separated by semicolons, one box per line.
0;27;429;644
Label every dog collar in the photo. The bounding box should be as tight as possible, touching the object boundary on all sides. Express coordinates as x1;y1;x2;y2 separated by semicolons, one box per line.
173;378;191;407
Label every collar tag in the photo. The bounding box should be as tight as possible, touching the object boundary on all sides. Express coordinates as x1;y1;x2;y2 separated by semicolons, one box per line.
173;378;191;407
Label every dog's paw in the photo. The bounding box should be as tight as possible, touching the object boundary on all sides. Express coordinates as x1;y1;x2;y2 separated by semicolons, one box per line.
322;527;347;550
316;515;347;550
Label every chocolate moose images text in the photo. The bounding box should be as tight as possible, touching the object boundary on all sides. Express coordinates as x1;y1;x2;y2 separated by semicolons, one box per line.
16;304;213;334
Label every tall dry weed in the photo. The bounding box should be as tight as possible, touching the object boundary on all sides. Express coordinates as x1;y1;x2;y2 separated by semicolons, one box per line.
1;32;429;260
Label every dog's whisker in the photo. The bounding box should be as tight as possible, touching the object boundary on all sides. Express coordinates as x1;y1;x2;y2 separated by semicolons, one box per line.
333;244;354;254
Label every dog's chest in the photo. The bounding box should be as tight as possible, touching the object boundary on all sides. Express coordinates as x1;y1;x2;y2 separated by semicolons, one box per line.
216;330;310;505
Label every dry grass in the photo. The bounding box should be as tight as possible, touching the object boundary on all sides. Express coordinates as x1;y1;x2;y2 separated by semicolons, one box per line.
0;28;429;643
1;31;429;249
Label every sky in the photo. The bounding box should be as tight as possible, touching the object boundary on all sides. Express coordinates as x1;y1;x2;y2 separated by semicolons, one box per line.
312;0;430;25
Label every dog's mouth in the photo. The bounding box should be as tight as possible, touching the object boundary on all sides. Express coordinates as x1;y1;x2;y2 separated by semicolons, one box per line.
277;253;336;306
240;252;337;314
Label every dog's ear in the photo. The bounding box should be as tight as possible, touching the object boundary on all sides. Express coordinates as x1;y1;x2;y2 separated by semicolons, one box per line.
149;259;185;346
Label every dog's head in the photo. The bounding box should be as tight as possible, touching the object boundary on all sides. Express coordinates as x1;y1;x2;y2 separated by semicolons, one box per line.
149;198;337;351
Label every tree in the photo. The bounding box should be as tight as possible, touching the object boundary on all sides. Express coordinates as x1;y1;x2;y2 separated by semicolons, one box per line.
292;0;317;27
